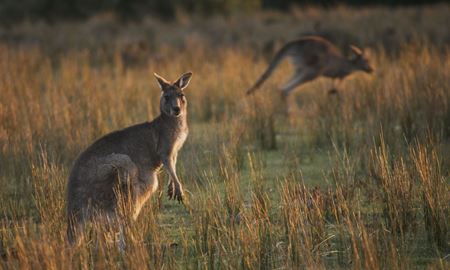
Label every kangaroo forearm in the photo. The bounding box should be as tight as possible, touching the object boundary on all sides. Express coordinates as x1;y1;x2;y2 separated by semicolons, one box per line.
161;156;179;182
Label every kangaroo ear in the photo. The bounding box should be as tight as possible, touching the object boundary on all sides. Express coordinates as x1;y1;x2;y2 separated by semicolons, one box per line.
174;72;193;90
349;45;363;60
154;73;171;91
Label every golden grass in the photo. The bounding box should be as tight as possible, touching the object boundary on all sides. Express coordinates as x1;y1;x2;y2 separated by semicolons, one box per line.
0;5;449;269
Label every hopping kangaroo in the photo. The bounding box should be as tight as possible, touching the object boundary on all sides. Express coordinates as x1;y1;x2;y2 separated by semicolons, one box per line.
66;72;193;245
247;36;373;97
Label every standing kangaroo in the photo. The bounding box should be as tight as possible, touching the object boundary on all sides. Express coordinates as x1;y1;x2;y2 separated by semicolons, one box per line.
66;72;193;245
246;36;373;97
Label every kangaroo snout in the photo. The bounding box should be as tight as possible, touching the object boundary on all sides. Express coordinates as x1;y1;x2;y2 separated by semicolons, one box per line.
172;107;181;116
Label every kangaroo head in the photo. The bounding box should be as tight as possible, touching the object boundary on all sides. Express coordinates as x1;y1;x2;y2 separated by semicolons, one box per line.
349;45;374;74
154;72;193;117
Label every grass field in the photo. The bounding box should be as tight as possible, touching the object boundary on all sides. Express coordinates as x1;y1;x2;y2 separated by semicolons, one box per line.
0;4;449;269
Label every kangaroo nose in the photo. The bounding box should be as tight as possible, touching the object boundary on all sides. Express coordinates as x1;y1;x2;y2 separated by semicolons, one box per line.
173;107;181;115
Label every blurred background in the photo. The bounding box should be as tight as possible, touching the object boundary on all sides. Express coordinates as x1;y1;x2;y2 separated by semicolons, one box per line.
0;0;448;68
0;1;448;269
0;0;445;23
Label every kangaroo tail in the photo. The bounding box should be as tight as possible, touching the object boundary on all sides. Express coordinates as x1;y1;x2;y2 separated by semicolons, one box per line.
246;43;293;95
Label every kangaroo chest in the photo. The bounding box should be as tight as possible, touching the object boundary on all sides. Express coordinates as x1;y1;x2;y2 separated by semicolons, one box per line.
154;119;188;164
173;129;188;152
323;58;352;79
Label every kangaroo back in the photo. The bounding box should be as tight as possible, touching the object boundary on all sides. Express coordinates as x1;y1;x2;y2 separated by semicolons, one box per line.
246;43;294;95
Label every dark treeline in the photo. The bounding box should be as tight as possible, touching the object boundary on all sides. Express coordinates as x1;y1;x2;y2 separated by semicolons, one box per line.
0;0;444;24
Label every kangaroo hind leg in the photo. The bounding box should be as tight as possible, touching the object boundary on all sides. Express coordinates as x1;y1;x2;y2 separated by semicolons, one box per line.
280;70;318;97
279;70;318;117
98;154;139;185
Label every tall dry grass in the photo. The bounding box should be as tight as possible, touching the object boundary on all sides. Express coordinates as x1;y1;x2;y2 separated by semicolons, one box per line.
1;5;449;270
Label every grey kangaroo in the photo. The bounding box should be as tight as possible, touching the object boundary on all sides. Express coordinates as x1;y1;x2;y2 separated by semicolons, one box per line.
246;36;373;97
66;72;193;245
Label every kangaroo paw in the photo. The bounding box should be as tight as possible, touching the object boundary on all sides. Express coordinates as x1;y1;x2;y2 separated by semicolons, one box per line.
168;182;184;202
174;183;184;203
